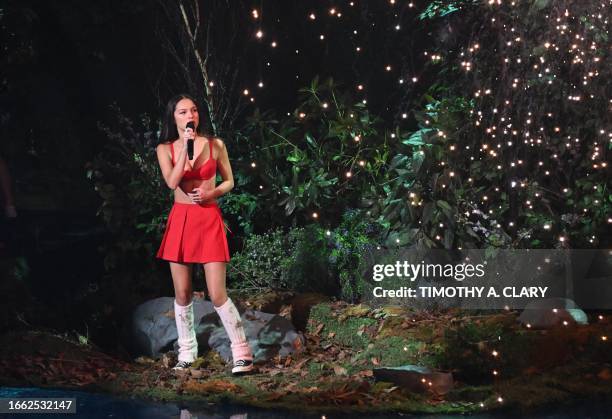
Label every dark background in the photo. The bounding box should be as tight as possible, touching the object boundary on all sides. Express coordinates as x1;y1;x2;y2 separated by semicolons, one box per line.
2;1;433;181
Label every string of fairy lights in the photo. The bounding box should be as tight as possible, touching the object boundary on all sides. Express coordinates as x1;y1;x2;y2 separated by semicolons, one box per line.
453;0;610;248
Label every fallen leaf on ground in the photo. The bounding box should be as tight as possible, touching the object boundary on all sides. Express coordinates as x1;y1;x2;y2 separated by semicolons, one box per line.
333;365;348;376
292;357;311;371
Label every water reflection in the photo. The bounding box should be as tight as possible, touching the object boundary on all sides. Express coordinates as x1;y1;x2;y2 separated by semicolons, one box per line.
180;412;248;419
1;387;611;418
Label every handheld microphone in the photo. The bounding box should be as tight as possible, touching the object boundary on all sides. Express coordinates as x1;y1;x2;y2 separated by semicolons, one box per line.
186;121;195;160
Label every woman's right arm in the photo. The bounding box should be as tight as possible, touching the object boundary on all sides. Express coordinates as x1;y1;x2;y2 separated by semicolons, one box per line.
156;143;187;190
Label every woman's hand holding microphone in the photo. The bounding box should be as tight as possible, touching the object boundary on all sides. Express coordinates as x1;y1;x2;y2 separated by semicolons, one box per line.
183;121;196;160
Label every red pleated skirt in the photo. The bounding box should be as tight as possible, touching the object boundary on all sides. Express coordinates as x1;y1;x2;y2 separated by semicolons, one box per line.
156;202;230;263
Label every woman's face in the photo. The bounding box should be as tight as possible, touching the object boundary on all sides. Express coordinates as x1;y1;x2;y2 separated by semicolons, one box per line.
174;98;199;131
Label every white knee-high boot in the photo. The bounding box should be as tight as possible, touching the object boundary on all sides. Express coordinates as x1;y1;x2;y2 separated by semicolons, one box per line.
214;297;254;373
174;300;198;366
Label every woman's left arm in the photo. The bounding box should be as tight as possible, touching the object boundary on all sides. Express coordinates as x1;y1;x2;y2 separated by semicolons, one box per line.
199;139;234;202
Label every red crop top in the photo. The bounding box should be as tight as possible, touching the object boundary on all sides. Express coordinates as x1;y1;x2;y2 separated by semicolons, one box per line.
171;138;217;181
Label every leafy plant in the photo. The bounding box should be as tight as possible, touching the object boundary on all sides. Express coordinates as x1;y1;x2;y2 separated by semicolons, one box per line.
228;209;383;300
227;227;300;290
326;209;383;302
238;76;390;229
87;105;171;298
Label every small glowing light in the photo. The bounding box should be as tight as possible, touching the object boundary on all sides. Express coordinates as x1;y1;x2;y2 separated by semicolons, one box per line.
208;81;215;87
258;82;264;88
357;84;364;90
492;350;498;357
320;34;325;40
251;162;256;168
309;13;316;20
298;112;306;119
346;171;352;178
322;102;329;109
255;30;263;38
385;65;392;71
602;336;608;341
271;41;277;48
326;230;331;236
312;212;318;219
252;9;259;19
243;89;249;95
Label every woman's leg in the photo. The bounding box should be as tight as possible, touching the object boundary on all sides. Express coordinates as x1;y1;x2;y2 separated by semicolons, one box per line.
204;262;254;373
170;262;198;367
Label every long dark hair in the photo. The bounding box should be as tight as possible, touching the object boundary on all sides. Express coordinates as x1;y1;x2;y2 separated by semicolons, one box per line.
158;93;204;144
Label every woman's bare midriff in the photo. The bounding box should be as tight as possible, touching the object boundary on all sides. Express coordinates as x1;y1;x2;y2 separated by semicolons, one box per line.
174;177;216;204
